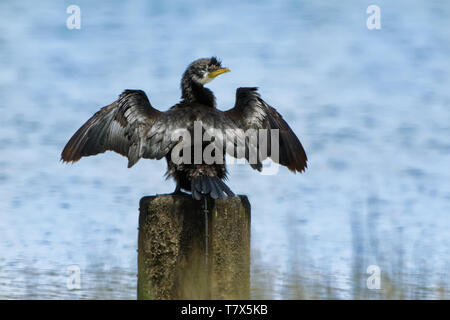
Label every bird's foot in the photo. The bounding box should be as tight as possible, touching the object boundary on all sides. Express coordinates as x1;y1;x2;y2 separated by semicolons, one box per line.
171;185;188;196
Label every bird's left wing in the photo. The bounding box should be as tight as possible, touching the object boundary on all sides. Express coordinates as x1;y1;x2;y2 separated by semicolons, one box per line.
225;87;307;173
61;89;177;168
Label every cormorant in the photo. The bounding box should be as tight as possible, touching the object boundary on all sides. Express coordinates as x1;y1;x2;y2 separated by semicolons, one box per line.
61;57;307;200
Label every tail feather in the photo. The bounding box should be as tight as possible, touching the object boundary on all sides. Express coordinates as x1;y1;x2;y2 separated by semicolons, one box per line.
191;178;202;200
191;176;234;200
209;180;220;200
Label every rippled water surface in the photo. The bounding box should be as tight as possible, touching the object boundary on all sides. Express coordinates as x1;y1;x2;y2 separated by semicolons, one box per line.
0;0;449;299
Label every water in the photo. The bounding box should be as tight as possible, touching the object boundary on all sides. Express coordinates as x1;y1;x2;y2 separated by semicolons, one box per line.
0;0;449;299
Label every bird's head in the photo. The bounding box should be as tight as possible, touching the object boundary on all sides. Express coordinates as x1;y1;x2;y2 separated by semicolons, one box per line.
183;57;230;86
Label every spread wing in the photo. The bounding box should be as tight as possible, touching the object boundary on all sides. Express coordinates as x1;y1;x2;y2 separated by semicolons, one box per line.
146;104;262;171
224;87;307;173
61;89;178;168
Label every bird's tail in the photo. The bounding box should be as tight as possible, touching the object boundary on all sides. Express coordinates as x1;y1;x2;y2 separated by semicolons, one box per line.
191;176;235;200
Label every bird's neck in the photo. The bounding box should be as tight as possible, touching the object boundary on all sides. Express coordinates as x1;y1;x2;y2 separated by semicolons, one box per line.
181;79;216;108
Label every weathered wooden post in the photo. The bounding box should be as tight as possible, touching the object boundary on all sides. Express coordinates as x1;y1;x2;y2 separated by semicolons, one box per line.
137;194;251;300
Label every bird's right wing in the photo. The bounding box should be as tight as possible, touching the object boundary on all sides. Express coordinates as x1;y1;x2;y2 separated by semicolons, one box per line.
61;89;179;168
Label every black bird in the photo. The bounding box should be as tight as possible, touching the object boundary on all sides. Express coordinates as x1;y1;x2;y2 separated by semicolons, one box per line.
61;57;307;200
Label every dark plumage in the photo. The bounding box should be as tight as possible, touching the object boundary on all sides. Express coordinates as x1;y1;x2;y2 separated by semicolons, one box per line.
61;57;307;200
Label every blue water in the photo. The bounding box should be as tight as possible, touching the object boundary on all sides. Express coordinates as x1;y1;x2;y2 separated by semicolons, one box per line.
0;0;449;299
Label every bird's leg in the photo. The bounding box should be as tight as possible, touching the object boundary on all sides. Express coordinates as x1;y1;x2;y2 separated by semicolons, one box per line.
171;183;186;195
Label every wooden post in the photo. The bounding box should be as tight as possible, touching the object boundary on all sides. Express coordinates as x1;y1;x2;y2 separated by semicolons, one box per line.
137;194;251;300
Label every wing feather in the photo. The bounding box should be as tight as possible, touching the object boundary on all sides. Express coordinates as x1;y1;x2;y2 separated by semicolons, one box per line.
225;87;307;173
61;89;168;167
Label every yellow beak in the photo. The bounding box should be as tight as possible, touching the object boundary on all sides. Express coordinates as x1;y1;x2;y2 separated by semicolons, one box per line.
208;67;230;79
